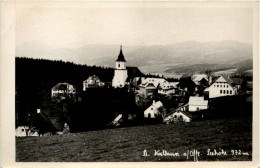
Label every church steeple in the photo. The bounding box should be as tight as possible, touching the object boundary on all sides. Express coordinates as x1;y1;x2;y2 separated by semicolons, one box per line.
116;45;126;62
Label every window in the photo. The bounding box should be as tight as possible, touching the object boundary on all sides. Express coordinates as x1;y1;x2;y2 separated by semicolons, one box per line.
118;63;120;67
151;108;153;110
220;85;222;87
174;115;177;118
217;85;219;87
227;85;228;88
220;90;222;94
22;129;24;131
230;90;232;94
223;90;225;94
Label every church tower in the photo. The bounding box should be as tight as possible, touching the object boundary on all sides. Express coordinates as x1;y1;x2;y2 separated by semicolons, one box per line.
112;46;128;88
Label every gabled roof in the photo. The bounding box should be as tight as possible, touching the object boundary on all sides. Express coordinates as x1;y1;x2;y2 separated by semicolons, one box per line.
218;75;234;85
116;46;126;62
189;96;208;106
52;82;71;90
126;67;143;79
205;75;238;91
173;111;193;119
193;74;208;82
83;75;101;82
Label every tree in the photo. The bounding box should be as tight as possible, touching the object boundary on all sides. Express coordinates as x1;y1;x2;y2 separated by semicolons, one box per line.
205;69;213;86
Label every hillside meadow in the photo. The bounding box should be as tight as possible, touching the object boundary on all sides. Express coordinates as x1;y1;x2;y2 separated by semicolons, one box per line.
16;117;252;162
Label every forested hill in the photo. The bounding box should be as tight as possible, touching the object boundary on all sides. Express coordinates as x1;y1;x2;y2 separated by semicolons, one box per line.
16;57;115;93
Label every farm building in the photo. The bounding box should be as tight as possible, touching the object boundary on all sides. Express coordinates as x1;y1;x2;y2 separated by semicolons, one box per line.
204;75;240;98
16;126;39;137
158;81;179;95
163;106;193;123
171;111;193;122
144;100;163;118
83;75;104;90
188;96;208;112
51;82;76;99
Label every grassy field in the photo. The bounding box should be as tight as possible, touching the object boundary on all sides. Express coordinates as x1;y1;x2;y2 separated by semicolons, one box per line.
16;117;252;162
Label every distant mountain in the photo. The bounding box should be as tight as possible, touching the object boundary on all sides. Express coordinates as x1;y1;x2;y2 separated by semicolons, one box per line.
17;40;252;73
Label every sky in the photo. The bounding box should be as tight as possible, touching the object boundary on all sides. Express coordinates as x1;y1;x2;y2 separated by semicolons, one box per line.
16;2;253;49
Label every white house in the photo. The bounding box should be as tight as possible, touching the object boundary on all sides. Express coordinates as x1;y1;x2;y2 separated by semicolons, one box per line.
144;100;163;118
204;75;239;98
112;46;128;88
15;126;39;137
83;75;104;91
138;78;166;98
188;96;208;112
51;82;76;98
171;111;192;122
158;81;179;95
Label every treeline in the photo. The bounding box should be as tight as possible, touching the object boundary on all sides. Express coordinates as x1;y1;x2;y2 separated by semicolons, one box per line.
15;57;114;126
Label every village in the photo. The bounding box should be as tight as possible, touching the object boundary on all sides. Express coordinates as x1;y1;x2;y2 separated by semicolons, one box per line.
15;46;252;137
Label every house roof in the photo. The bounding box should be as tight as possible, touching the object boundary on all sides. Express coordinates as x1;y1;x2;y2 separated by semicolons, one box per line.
116;46;126;62
83;75;101;82
189;96;208;106
140;78;166;88
173;111;193;119
52;82;71;90
126;67;143;79
193;74;208;81
206;75;238;90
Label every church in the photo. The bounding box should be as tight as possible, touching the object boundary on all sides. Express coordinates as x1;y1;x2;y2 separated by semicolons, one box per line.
112;46;128;88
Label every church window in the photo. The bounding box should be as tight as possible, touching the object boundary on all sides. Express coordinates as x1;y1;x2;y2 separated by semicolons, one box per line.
223;90;225;94
230;90;232;94
220;90;222;94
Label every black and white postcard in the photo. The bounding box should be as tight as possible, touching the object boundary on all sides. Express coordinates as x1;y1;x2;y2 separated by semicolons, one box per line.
1;1;259;168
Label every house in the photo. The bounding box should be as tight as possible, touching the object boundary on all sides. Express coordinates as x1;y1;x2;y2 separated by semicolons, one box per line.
204;75;240;98
163;106;192;123
144;100;163;118
188;96;208;112
112;46;128;88
15;126;39;137
51;82;76;98
171;111;193;122
138;78;166;98
138;78;167;98
158;81;179;95
83;75;104;91
192;74;211;87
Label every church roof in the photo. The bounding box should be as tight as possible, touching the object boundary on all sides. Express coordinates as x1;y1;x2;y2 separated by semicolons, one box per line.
116;46;126;62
